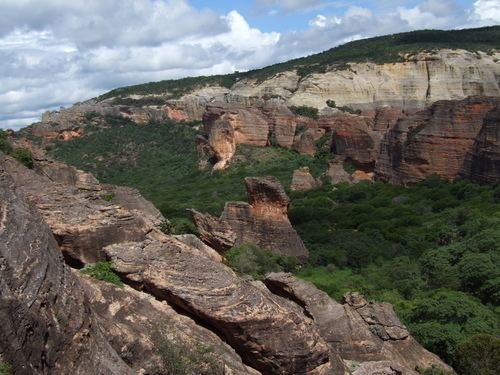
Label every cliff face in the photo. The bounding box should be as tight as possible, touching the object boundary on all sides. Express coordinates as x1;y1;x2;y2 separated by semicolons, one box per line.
0;154;453;374
376;96;500;183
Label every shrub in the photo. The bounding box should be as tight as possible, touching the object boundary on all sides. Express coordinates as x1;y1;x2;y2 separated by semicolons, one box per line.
152;320;224;375
326;99;336;108
100;192;116;202
289;105;319;119
0;361;10;375
80;261;123;287
0;139;13;155
454;334;500;375
12;148;34;168
225;243;299;279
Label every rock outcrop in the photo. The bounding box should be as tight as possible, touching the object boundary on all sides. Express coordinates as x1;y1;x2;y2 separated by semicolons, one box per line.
264;273;453;374
326;156;352;184
291;167;321;191
0;158;133;375
192;176;309;260
376;96;500;183
0;155;160;266
460;106;500;183
79;274;257;374
104;237;333;374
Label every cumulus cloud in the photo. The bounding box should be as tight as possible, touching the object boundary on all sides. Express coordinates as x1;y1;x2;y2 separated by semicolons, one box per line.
0;0;498;130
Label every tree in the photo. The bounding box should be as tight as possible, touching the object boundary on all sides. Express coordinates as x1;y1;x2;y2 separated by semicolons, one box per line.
454;334;500;375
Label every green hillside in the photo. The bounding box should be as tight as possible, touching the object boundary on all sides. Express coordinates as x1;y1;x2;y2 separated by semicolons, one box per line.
99;26;500;100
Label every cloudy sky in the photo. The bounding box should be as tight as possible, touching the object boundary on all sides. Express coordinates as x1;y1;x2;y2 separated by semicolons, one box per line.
1;0;499;130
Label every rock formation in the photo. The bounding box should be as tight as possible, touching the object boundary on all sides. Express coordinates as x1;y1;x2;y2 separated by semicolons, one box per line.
191;176;309;260
0;155;160;266
326;156;352;184
264;273;453;374
0;159;133;375
291;167;321;191
376;96;500;183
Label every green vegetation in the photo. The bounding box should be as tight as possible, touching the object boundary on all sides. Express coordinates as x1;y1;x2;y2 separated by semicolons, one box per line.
100;192;116;201
225;243;299;279
49;117;500;372
152;320;224;375
0;139;13;154
289;105;319;119
454;334;500;375
0;361;10;375
98;26;499;100
80;261;124;287
12;148;34;168
291;177;500;369
112;97;167;106
326;100;362;115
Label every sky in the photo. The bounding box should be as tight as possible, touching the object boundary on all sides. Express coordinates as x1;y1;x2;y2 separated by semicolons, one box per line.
1;1;499;130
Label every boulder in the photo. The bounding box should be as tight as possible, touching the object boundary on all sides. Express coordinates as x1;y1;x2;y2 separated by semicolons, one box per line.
0;160;132;375
264;273;453;373
78;274;257;374
0;154;159;266
189;209;237;251
326;157;352;184
104;238;334;374
291;167;321;191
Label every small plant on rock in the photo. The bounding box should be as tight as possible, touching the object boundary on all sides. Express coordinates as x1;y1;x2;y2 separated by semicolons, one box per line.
80;261;123;287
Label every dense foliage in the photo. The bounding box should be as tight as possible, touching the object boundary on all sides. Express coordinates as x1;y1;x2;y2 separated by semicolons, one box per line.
49;119;500;373
80;261;124;287
98;26;499;99
0;132;34;168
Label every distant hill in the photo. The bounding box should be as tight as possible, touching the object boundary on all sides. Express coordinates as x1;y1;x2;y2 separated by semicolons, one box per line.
99;26;500;100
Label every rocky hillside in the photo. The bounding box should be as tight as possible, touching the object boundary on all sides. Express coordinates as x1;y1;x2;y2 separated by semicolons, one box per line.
0;153;454;374
24;26;500;183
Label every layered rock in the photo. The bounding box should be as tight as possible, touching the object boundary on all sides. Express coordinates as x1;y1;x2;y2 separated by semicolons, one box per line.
192;176;309;260
326;156;352;184
460;106;500;183
0;159;132;375
291;167;321;191
376;96;500;183
0;155;160;266
79;274;257;374
104;237;333;374
264;273;453;374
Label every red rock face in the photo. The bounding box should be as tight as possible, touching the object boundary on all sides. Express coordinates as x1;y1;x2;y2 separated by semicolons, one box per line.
376;96;500;183
460;107;500;183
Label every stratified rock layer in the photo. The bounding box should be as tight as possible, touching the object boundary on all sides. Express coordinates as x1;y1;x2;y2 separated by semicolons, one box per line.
104;238;332;375
376;96;500;183
264;273;453;374
0;158;132;375
291;167;321;191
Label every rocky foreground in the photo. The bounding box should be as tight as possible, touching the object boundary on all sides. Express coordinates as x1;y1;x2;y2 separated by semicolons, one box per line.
0;152;453;374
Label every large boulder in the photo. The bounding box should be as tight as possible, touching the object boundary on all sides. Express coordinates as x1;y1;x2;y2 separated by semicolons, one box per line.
264;273;453;374
0;155;159;266
104;237;335;374
291;167;321;191
0;158;132;375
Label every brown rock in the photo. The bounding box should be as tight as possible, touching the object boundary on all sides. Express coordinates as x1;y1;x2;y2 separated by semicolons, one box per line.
104;238;331;374
264;274;452;373
293;127;325;155
351;170;375;183
0;161;132;375
0;154;158;266
460;106;500;183
291;167;321;191
189;208;237;251
208;113;236;169
79;274;257;374
326;156;352;184
376;96;500;183
173;234;224;262
221;176;309;260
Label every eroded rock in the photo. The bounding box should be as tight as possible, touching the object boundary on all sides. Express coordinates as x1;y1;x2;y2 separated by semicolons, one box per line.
291;167;321;191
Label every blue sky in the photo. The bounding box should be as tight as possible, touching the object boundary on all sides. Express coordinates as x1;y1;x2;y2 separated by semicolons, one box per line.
0;0;499;130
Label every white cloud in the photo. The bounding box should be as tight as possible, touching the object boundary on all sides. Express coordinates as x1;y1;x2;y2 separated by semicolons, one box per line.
470;0;500;24
0;0;498;130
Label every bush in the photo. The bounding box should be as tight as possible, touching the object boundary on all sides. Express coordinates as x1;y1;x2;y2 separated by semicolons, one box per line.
0;361;10;375
225;243;299;279
12;148;34;168
289;105;319;119
100;192;116;201
0;139;13;155
80;261;123;287
152;320;224;375
454;334;500;375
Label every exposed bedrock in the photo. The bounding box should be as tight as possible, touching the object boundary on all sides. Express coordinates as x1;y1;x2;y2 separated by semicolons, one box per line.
0;155;160;266
376;96;500;183
291;166;322;191
79;274;258;374
0;158;133;375
104;238;334;375
264;273;453;374
191;176;309;260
